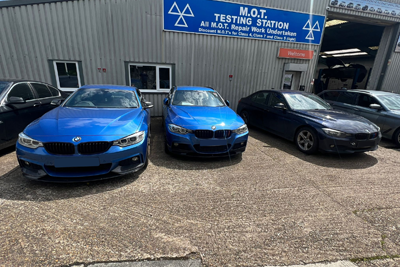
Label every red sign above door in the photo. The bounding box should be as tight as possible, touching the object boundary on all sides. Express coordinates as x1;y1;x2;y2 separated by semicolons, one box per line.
278;48;314;60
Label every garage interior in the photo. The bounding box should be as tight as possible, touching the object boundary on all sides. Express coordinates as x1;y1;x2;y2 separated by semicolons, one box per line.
315;14;389;93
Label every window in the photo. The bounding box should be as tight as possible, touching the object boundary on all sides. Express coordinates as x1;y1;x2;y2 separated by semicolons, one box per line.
31;83;52;99
357;94;380;108
320;91;340;102
336;92;357;105
53;61;81;90
251;92;269;105
64;89;139;108
48;85;61;97
267;93;285;107
8;83;34;101
129;63;172;92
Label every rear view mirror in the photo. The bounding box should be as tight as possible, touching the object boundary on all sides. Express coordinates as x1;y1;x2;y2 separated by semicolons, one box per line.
7;96;25;105
51;99;63;106
370;104;382;110
144;101;153;109
274;103;286;109
163;97;169;106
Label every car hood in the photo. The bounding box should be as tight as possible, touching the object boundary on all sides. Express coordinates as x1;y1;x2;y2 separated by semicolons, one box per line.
25;107;144;139
295;109;379;133
169;106;244;130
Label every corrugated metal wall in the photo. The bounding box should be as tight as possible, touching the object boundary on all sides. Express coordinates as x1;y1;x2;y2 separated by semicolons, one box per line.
2;0;400;114
0;0;328;116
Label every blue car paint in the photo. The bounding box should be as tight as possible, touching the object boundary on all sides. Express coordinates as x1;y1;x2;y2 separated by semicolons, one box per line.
16;85;151;182
237;90;381;154
163;86;248;156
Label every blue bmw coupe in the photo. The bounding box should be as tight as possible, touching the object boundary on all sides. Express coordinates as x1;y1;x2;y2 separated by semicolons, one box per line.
16;85;152;182
163;86;248;156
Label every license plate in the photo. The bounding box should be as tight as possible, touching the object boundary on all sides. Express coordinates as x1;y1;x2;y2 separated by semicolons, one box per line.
54;157;100;168
199;139;228;146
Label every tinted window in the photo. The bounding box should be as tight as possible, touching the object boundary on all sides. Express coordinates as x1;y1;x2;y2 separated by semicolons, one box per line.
320;91;340;101
267;93;285;107
64;89;139;108
8;83;34;101
357;94;380;108
172;90;225;107
251;92;269;105
0;81;11;95
376;94;400;110
337;92;358;105
31;83;52;98
48;85;61;97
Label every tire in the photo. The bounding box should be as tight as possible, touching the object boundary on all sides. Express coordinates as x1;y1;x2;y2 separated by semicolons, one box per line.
392;128;400;147
240;111;249;125
295;127;319;154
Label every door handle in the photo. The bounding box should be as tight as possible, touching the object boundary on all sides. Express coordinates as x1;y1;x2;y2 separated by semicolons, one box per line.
33;102;41;107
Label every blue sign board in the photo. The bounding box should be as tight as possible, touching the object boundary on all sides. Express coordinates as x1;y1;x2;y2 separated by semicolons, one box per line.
163;0;326;45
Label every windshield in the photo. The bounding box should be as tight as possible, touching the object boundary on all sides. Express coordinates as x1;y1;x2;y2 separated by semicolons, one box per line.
283;93;331;110
0;82;11;95
64;89;139;108
376;94;400;110
172;90;225;107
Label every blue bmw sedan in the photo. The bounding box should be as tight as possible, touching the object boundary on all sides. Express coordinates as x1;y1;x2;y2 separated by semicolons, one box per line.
163;86;248;156
16;85;152;182
237;90;381;154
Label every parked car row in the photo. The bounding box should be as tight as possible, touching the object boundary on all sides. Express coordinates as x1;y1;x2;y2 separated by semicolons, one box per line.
1;79;398;183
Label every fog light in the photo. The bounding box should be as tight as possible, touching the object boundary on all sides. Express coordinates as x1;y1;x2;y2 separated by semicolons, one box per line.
330;145;335;148
241;142;245;145
25;161;30;166
173;142;179;147
132;156;139;162
351;142;356;146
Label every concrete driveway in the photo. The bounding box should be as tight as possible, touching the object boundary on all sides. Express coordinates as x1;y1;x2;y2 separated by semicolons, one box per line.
0;118;400;267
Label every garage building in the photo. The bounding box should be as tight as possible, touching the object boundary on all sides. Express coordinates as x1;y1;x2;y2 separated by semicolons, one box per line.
1;0;400;115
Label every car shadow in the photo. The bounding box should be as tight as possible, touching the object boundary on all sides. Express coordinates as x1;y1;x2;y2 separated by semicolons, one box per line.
149;118;243;171
0;163;146;202
248;126;379;170
0;145;16;157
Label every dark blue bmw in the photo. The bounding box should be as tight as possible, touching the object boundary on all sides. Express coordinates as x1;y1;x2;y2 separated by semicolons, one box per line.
16;85;152;182
237;90;381;154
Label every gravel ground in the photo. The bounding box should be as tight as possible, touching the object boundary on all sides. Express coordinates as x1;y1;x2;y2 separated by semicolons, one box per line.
0;118;400;267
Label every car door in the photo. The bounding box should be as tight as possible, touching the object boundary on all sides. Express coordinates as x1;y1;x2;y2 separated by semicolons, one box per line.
355;93;387;130
246;91;270;128
264;92;293;139
1;82;42;145
30;82;60;115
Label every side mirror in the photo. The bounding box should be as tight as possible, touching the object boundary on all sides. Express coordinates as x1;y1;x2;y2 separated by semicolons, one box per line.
274;103;286;110
7;96;25;105
163;97;169;106
225;100;230;106
370;104;382;110
51;99;63;106
144;101;153;109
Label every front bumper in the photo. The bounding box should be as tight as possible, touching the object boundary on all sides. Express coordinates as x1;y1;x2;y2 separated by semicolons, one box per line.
16;137;148;182
165;129;248;157
317;130;381;153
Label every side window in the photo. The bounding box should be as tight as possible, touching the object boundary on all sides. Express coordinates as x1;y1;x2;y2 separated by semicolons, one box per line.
320;91;340;101
251;92;269;105
48;85;61;97
8;83;35;101
337;92;357;105
357;94;380;108
31;83;52;98
267;92;285;107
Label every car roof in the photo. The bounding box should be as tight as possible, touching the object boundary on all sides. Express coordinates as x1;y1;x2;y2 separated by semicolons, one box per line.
254;89;312;95
80;84;137;91
176;86;214;91
0;79;49;83
321;89;398;96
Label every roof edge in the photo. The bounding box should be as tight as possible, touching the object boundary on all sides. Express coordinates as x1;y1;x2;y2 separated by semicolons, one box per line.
0;0;76;8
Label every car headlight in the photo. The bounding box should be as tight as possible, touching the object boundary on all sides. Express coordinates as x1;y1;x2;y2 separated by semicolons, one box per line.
168;124;192;135
233;124;248;135
113;131;145;147
18;132;43;149
322;128;351;138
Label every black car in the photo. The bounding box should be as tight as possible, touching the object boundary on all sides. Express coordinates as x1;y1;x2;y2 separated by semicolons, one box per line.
237;90;381;154
0;79;67;150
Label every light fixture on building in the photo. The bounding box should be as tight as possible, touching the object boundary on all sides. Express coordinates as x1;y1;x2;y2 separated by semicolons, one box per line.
369;46;379;50
332;52;368;57
325;19;348;27
323;48;361;54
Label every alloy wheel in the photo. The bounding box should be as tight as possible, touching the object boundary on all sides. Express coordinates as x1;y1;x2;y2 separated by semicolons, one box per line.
297;130;314;151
